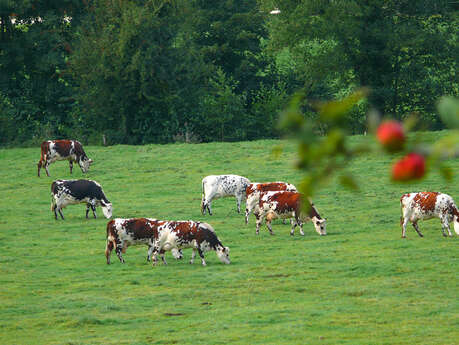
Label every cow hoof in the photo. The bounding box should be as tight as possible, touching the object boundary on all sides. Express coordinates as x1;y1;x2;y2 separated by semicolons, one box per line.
290;232;294;236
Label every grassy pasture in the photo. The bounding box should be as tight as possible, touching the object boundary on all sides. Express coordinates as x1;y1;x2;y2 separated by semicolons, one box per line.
0;132;458;345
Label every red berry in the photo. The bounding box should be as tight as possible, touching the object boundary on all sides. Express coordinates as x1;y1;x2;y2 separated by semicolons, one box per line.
377;120;405;152
391;153;426;181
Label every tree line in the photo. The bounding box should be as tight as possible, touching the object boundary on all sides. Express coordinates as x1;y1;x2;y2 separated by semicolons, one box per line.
0;0;457;146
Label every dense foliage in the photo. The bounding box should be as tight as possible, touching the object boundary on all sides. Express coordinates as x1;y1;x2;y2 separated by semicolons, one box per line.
0;0;457;146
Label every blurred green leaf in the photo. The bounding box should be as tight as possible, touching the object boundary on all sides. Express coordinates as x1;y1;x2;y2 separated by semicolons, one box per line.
339;174;359;191
278;92;305;132
271;144;284;159
317;89;368;123
437;96;459;129
438;164;453;182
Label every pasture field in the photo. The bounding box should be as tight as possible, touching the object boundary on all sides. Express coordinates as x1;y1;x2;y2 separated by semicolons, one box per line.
0;132;458;345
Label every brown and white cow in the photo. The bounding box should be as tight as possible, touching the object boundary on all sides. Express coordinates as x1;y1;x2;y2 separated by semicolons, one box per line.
254;191;327;236
150;220;230;266
38;140;93;177
105;218;182;265
400;192;459;238
245;182;297;224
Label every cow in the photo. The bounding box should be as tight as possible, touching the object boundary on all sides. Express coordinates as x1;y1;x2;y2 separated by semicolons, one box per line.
51;179;112;220
105;218;182;265
400;192;459;238
38;140;93;177
245;182;297;224
149;220;230;266
201;175;251;215
254;191;327;236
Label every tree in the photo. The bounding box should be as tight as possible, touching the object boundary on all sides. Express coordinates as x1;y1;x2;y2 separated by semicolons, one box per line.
0;1;86;145
70;0;210;144
261;0;458;127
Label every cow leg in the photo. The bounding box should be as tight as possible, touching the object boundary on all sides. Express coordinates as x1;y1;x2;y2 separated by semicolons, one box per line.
86;204;90;218
91;202;97;219
197;247;206;266
440;217;451;237
290;221;297;236
190;248;197;264
401;218;409;238
266;220;274;235
37;160;42;177
255;214;262;235
69;160;73;174
236;194;243;213
160;250;167;265
206;202;212;216
105;240;114;264
58;208;64;220
266;212;275;235
150;245;160;266
52;202;58;220
147;245;153;262
412;222;424;237
299;221;305;236
245;207;250;225
45;162;50;177
115;243;125;263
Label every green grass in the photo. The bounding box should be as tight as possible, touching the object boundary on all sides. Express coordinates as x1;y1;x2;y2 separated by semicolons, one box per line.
0;132;458;345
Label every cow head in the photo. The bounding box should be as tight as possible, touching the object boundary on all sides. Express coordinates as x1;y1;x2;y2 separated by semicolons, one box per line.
313;218;327;236
171;248;183;260
101;200;113;219
216;245;230;264
79;156;93;173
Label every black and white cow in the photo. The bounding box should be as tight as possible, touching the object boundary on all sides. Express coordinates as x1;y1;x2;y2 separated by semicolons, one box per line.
149;220;230;266
201;174;251;215
254;191;327;236
51;179;112;220
105;218;182;264
400;192;459;238
38;140;93;177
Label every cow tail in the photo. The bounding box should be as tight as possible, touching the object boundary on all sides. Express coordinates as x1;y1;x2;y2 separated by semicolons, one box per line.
400;195;406;226
201;180;205;213
105;220;116;261
50;181;57;211
452;205;459;235
41;141;49;162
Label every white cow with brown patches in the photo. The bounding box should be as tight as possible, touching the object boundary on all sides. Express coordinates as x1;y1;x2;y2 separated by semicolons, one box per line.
400;192;459;238
105;218;182;264
254;191;327;236
245;182;297;224
38;140;93;177
201;175;251;215
149;220;230;266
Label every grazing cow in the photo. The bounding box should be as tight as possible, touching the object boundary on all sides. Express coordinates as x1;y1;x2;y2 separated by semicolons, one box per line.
105;218;182;264
149;220;230;266
400;192;459;238
201;175;251;215
245;182;297;224
38;140;93;177
51;179;112;220
254;191;327;236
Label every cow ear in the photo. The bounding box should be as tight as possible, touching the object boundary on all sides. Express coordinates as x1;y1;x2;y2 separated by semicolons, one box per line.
225;246;230;253
89;159;94;164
